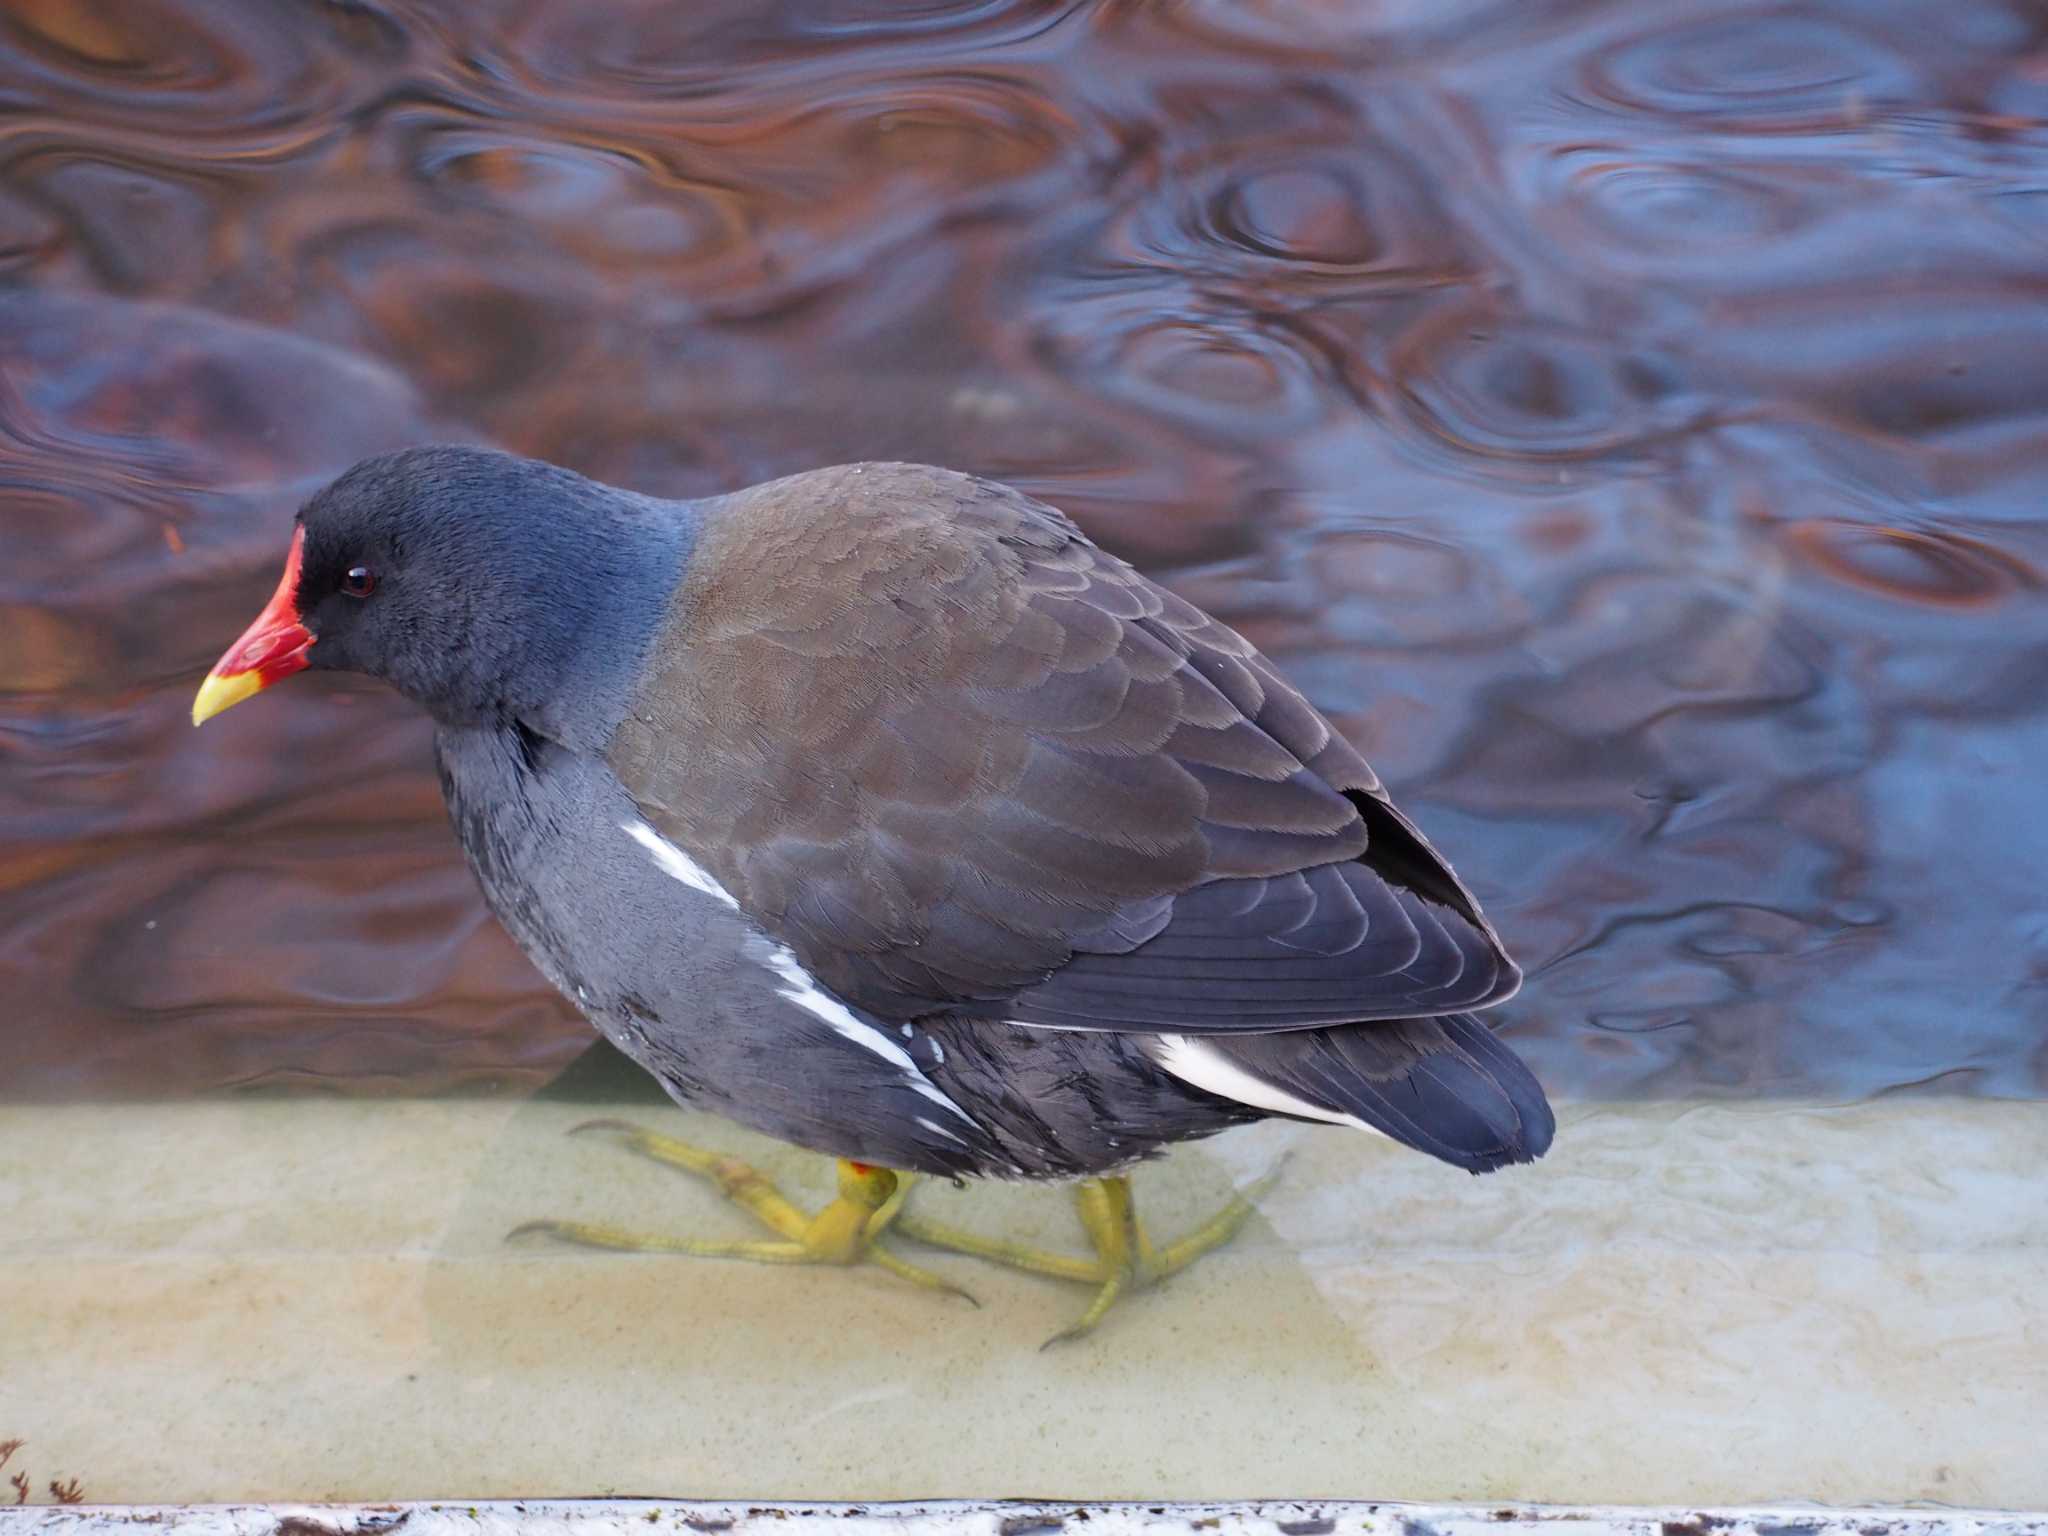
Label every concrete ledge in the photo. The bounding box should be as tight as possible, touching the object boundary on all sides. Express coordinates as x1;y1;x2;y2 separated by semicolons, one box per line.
2;1100;2043;1505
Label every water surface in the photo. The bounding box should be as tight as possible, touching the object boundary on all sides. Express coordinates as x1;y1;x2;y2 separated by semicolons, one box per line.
0;0;2045;1502
6;0;2044;1104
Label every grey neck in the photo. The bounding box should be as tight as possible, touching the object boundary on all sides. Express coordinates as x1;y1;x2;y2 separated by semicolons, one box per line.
505;489;700;754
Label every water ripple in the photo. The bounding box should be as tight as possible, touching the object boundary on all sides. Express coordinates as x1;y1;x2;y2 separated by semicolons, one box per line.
2;0;2045;1104
1579;12;1926;130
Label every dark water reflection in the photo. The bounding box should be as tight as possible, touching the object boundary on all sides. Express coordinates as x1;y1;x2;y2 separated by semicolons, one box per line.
3;0;2045;1102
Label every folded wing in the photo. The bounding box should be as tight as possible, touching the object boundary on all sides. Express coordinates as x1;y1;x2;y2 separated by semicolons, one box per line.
608;463;1520;1033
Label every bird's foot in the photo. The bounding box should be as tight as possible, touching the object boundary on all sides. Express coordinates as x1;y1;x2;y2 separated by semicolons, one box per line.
895;1157;1287;1345
507;1119;976;1303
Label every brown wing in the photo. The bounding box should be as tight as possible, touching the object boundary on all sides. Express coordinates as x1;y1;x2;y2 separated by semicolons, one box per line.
607;462;1517;1026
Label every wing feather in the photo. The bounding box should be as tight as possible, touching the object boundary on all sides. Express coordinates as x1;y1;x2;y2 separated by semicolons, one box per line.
608;463;1518;1027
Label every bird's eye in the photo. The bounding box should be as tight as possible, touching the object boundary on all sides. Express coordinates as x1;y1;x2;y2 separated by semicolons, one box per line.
341;566;376;599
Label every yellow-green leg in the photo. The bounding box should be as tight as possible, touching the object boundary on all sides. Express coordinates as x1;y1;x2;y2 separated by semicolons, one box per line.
509;1119;974;1302
895;1159;1286;1344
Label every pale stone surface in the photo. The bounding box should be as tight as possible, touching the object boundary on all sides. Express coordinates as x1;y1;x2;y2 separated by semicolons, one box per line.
0;1099;2042;1505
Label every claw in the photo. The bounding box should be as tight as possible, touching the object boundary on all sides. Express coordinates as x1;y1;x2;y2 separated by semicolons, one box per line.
566;1117;639;1139
505;1219;571;1244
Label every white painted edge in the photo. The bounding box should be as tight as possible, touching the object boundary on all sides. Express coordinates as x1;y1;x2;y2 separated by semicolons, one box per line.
3;1502;2043;1536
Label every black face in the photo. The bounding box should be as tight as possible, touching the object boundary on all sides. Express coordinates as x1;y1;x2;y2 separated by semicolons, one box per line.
291;449;491;718
295;523;399;674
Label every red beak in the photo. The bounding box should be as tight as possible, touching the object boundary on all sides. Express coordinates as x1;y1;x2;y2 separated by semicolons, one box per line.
191;526;315;726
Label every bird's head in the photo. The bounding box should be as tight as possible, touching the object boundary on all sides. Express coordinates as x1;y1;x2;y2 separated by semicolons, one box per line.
192;445;681;738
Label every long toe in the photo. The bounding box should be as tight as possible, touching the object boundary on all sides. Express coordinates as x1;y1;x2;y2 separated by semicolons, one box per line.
1136;1155;1289;1288
898;1164;1286;1341
513;1136;976;1301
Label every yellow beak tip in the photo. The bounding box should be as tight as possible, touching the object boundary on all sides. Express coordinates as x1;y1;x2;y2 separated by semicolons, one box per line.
191;670;265;727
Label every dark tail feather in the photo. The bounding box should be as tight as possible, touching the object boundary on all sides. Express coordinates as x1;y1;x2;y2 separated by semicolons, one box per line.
1208;1012;1555;1174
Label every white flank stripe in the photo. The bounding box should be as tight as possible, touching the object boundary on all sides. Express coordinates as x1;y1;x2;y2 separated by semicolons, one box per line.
619;829;982;1146
622;820;740;909
1150;1034;1388;1140
763;946;980;1129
